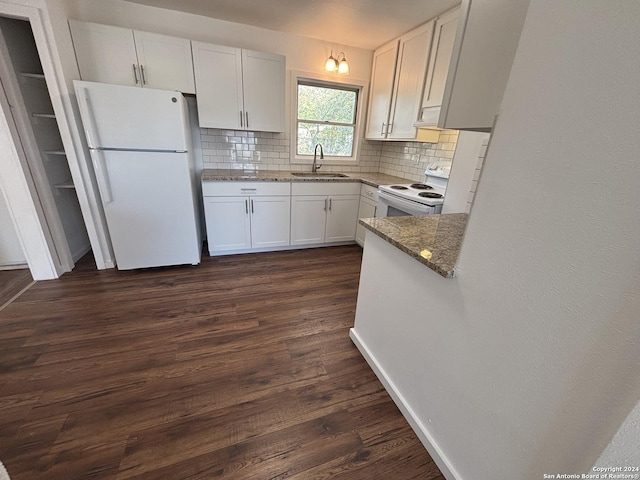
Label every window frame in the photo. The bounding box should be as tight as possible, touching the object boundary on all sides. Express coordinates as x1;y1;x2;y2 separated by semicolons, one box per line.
290;71;368;166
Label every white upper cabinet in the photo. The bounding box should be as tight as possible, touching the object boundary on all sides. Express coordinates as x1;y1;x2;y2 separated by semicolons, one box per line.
69;21;139;88
365;39;399;140
241;50;286;133
191;43;244;130
418;8;460;126
69;20;195;94
438;0;531;131
192;42;286;132
132;31;195;93
388;21;436;139
365;20;437;141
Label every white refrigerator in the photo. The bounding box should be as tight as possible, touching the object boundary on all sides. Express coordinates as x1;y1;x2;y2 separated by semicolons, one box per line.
74;80;202;270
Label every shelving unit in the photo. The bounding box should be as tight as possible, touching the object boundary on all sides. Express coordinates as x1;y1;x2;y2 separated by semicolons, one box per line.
53;182;75;190
31;112;56;119
1;16;90;266
21;72;45;79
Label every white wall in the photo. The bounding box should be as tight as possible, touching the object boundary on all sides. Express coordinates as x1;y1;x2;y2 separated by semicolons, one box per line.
0;187;26;266
594;399;640;469
352;0;640;478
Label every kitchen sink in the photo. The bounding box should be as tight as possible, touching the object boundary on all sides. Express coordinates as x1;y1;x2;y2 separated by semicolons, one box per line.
291;172;349;178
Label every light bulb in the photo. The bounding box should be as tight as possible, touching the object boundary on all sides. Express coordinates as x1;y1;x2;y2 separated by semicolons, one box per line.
325;56;337;72
338;58;349;74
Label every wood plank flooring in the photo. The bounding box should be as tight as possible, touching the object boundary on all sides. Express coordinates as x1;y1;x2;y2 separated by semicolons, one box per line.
0;246;445;480
0;268;32;310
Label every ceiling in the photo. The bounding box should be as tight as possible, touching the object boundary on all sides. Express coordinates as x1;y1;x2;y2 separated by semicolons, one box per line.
123;0;460;50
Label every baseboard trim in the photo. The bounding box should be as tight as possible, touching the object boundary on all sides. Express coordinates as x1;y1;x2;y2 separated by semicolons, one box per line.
0;263;28;271
349;328;462;480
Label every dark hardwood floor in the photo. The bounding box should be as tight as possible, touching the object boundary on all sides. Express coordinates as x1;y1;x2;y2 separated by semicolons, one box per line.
0;246;444;480
0;268;32;310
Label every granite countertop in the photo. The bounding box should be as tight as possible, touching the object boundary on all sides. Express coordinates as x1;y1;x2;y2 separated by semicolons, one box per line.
360;214;468;278
201;169;413;188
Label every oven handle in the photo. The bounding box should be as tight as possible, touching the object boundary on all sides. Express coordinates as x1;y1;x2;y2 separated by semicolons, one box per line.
377;190;438;214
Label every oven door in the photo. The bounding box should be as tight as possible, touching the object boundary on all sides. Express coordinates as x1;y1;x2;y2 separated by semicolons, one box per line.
377;190;440;217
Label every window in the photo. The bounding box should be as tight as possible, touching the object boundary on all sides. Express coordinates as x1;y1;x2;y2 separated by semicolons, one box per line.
294;79;361;162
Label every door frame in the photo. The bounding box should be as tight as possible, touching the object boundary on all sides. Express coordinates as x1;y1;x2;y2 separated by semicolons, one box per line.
0;0;116;279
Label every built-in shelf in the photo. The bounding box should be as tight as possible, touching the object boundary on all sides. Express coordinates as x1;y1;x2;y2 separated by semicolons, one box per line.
42;150;66;156
21;72;45;79
32;113;56;119
53;182;75;190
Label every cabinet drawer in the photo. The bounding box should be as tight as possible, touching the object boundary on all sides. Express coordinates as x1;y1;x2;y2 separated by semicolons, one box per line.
360;184;379;202
291;182;360;196
202;181;291;196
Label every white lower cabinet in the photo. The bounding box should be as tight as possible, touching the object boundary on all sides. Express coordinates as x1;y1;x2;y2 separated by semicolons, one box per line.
249;196;291;248
204;197;251;251
290;182;360;246
290;196;327;245
356;184;379;247
204;181;362;255
203;182;290;254
325;196;360;242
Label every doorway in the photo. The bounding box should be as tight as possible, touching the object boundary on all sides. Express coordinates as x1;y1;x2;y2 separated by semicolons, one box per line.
0;15;90;279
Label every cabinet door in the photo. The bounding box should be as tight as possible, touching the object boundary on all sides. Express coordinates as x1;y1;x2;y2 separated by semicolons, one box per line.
192;42;244;129
420;8;460;125
326;195;360;243
438;0;530;131
355;196;377;247
69;20;139;87
388;21;435;139
250;196;290;248
204;196;251;252
290;196;327;245
365;40;399;139
241;50;286;132
133;31;195;93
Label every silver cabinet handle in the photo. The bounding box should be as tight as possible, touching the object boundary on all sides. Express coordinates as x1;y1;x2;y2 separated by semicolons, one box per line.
245;111;249;129
240;111;243;127
324;198;327;211
329;198;332;211
132;64;139;84
245;199;248;214
140;65;147;85
380;122;386;136
388;123;393;134
251;199;254;214
374;206;377;217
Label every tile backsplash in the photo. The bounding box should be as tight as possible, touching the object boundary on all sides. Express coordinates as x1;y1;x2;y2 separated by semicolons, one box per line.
377;130;459;182
200;128;458;181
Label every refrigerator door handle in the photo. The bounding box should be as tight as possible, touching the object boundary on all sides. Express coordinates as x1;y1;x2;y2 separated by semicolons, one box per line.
92;150;113;204
78;87;102;149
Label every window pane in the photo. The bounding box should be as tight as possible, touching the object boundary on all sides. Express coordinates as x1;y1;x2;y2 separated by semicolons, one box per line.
297;84;357;124
297;122;354;157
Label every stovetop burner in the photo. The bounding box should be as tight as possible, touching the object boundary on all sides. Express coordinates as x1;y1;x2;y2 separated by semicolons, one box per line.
410;183;433;190
390;185;409;190
418;192;443;199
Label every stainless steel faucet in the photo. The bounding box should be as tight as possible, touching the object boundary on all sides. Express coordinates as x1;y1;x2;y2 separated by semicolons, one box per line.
312;144;324;173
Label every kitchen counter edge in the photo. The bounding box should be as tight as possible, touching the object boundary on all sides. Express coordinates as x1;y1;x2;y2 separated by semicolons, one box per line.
359;214;468;278
201;169;413;188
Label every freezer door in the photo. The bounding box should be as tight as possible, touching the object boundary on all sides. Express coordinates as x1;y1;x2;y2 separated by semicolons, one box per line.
74;80;189;151
96;150;201;269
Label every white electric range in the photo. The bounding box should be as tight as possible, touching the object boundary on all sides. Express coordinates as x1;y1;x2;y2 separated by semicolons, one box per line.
377;181;446;217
